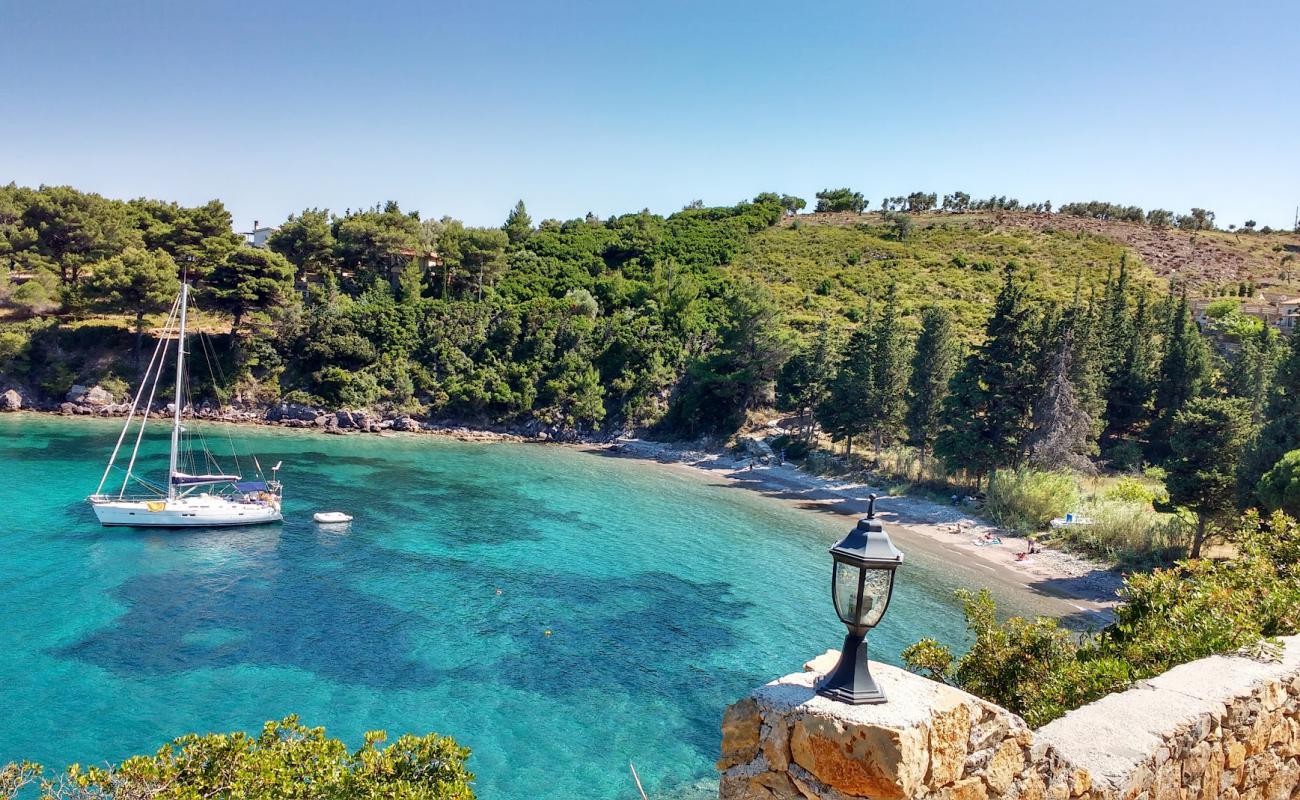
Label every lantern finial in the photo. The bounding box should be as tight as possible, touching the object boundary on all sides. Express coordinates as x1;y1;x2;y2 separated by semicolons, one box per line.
866;493;877;519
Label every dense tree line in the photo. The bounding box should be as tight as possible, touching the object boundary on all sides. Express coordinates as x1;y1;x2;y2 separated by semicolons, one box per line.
779;254;1300;555
0;184;791;434
0;184;292;328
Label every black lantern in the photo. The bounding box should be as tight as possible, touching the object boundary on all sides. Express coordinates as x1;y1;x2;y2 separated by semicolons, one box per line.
815;494;904;704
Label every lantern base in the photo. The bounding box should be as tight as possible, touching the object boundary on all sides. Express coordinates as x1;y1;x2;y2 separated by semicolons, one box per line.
815;631;886;705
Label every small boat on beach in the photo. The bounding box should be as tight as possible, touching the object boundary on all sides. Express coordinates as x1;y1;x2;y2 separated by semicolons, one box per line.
313;511;353;524
87;283;284;528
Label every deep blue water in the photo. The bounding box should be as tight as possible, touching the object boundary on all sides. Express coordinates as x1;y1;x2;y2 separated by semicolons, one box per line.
0;415;1041;799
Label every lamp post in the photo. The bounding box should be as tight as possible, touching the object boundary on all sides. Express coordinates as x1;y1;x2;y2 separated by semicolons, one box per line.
815;494;904;705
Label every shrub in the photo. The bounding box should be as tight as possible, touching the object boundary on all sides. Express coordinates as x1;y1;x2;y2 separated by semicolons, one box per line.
96;374;131;402
0;330;28;365
906;511;1300;726
1203;298;1239;319
1258;450;1300;517
25;716;474;800
984;468;1079;532
10;278;58;316
902;590;1130;727
1;761;40;799
1102;475;1165;506
1060;500;1187;566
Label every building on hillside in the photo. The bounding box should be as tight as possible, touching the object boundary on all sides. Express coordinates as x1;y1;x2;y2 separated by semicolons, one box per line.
396;247;443;270
1279;298;1300;332
1193;295;1300;332
242;220;279;249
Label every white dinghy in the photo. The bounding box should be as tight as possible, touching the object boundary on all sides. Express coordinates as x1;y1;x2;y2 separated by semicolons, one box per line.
87;283;284;528
313;512;353;524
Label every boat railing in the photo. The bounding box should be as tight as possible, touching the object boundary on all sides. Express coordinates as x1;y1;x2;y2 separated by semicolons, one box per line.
87;494;167;503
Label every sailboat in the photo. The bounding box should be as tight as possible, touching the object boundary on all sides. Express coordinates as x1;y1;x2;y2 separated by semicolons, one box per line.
87;283;284;527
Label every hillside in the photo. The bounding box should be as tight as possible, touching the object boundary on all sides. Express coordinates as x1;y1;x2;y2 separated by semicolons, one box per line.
733;211;1300;336
1;184;1296;445
731;213;1159;335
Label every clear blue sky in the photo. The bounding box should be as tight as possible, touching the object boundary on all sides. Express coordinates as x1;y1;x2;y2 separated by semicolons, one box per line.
2;0;1297;230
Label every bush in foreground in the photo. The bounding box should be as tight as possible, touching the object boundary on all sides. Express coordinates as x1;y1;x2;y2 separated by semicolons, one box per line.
904;511;1300;727
1;717;473;800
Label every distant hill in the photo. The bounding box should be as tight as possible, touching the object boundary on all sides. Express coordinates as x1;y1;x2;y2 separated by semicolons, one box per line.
730;211;1299;336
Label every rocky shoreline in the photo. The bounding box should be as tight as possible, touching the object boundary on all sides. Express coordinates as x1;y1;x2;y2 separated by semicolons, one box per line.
1;383;623;445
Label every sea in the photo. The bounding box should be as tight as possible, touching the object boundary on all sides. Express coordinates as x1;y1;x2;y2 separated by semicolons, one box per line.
0;415;1045;799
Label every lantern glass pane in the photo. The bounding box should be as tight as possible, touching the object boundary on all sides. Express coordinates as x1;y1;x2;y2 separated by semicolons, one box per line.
857;567;894;628
832;560;861;624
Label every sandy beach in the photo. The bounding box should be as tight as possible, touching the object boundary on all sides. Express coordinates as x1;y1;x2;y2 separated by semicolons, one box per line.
591;439;1123;627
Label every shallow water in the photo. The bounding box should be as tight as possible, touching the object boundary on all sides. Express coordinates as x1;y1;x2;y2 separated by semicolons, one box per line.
0;415;1041;799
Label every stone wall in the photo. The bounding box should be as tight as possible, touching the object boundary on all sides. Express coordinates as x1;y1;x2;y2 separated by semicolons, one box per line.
717;636;1300;800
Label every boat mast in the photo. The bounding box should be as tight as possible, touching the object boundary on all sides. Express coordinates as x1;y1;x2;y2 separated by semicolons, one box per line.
168;282;188;500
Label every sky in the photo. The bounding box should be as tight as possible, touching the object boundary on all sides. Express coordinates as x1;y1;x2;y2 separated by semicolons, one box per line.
1;0;1297;231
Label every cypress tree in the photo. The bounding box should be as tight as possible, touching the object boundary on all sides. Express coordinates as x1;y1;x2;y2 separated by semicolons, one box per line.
1226;324;1279;425
1105;293;1157;439
1149;291;1211;457
1067;292;1106;454
779;321;841;441
865;284;910;454
1100;255;1132;371
935;266;1041;485
1239;326;1300;505
905;306;959;462
817;309;874;457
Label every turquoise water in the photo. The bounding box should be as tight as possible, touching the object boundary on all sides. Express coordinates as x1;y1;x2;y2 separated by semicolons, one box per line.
0;415;1037;799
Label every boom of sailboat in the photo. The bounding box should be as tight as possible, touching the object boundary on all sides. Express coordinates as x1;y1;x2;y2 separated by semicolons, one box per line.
86;282;285;527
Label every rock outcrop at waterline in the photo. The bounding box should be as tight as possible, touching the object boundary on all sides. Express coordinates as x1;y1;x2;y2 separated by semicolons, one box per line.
0;390;616;444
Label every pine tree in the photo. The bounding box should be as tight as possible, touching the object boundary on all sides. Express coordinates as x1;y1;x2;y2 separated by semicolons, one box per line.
1026;329;1095;473
1239;326;1300;505
202;247;295;333
1167;396;1252;558
864;284;910;453
502;200;533;245
935;267;1041;485
905;306;958;461
85;247;180;365
1149;291;1211;457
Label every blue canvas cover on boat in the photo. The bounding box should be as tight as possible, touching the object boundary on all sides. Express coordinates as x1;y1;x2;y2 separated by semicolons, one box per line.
235;481;267;492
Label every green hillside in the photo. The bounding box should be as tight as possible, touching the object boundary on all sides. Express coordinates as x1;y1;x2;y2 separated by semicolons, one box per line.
1;183;1295;458
730;216;1160;336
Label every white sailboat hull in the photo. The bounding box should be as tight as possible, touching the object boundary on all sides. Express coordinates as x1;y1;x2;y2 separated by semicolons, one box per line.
90;494;282;528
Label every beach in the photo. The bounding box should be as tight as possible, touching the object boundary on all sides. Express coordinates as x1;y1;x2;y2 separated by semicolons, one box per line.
591;439;1123;626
